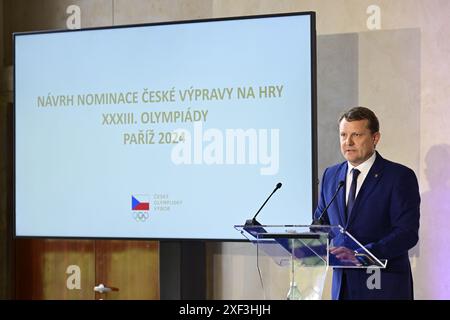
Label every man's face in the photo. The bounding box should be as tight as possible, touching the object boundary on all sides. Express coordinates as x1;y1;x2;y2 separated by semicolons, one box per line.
339;119;380;166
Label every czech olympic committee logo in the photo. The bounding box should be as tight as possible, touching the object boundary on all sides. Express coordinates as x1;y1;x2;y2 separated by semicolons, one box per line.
131;195;150;222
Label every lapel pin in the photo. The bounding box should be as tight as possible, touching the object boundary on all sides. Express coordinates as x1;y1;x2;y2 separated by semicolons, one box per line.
374;173;379;178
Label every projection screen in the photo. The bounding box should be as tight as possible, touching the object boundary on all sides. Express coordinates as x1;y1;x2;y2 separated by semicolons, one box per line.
14;12;317;240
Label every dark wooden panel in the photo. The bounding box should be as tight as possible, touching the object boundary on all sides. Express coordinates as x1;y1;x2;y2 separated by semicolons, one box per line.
95;240;160;300
15;239;160;299
15;239;96;299
0;100;13;298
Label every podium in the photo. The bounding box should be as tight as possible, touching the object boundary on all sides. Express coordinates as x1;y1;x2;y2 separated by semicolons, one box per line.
234;224;387;300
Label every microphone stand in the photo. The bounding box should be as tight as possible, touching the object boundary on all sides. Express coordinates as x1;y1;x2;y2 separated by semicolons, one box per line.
245;183;282;226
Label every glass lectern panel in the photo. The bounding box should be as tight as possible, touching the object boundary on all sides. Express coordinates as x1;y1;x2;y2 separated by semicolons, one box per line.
234;224;387;300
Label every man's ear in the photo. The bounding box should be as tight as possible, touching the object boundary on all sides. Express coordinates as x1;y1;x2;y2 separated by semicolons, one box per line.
373;132;381;147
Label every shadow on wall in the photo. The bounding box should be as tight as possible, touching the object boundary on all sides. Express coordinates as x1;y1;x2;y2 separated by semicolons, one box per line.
416;144;450;299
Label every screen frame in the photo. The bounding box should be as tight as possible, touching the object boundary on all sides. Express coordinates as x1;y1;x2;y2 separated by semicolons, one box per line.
13;11;318;241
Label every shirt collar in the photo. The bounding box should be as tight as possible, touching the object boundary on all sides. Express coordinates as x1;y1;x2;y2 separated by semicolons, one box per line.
347;151;377;176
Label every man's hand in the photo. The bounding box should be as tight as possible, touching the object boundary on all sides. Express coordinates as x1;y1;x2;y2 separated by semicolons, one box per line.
330;246;361;265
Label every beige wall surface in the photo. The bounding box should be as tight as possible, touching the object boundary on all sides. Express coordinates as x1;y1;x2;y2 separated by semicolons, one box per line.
2;0;450;299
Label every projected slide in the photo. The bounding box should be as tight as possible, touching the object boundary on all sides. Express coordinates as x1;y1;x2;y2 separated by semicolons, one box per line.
15;13;316;239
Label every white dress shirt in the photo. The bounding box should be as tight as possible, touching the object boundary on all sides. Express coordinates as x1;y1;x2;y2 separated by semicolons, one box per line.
345;152;377;205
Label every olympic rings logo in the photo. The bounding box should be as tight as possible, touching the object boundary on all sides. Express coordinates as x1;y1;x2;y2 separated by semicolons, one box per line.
133;211;149;222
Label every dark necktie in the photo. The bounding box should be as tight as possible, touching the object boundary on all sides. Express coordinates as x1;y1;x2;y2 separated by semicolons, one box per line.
346;168;361;222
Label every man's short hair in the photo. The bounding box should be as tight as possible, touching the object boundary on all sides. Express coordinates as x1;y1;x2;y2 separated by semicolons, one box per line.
339;106;380;133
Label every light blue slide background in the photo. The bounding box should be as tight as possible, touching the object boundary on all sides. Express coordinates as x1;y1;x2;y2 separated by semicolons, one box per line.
15;14;313;239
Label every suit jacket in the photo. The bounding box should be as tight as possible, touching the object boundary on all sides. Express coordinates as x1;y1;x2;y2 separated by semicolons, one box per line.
314;152;420;300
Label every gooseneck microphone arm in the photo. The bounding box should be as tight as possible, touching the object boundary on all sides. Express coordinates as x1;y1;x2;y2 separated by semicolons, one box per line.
246;182;282;225
313;181;344;225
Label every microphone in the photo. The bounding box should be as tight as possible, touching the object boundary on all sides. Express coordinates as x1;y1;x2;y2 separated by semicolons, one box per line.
245;182;282;226
312;181;344;225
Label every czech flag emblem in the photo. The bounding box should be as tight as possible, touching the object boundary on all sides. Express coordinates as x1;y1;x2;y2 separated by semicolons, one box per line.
131;195;150;211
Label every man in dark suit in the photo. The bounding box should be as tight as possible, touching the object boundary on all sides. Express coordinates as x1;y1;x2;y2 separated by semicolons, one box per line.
314;106;420;300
